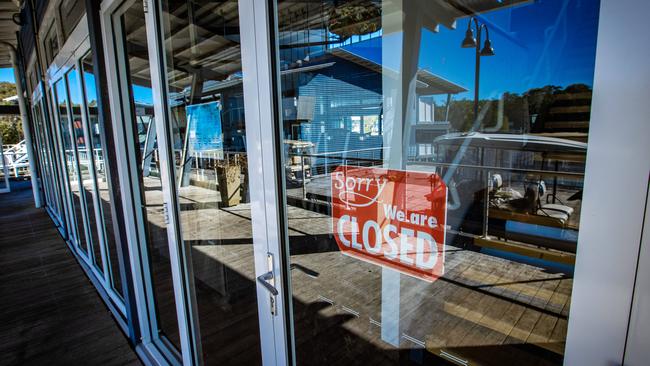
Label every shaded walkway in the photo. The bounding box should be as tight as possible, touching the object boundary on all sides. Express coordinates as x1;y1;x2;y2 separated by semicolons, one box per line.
0;180;140;366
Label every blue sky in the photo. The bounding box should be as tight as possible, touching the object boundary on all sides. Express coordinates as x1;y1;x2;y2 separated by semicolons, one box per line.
0;68;15;83
344;0;600;101
61;0;604;105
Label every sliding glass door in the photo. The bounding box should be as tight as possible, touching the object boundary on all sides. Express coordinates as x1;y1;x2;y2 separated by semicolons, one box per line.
102;0;284;363
268;0;601;365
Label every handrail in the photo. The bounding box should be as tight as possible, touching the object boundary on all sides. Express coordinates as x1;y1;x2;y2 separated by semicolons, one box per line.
286;151;585;179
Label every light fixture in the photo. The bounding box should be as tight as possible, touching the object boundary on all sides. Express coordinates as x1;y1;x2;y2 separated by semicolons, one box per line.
480;39;495;56
461;28;477;48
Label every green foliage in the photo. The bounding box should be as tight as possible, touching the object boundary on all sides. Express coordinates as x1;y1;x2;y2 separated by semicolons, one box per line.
0;82;22;145
0;82;17;105
0;117;22;145
445;83;592;133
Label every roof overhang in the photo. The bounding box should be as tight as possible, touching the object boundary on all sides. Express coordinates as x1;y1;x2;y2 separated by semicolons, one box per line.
0;0;21;68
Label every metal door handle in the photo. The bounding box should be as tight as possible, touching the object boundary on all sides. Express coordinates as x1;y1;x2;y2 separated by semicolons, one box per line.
257;271;278;296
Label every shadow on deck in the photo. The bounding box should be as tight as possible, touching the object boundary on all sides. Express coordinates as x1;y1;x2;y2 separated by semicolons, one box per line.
0;180;140;366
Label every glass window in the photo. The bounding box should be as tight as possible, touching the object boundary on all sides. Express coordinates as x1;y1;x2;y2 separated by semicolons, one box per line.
119;1;181;350
273;0;599;365
44;24;59;64
59;0;86;40
81;51;124;297
54;79;88;253
67;68;102;269
159;0;262;363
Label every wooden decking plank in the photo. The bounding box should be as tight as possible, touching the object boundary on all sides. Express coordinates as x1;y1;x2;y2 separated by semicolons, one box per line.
0;180;141;366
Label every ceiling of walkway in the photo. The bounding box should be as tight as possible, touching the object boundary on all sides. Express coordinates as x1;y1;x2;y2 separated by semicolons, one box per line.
0;0;21;68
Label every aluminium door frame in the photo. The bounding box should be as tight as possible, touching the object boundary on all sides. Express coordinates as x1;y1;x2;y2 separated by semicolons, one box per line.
100;0;194;364
44;22;130;316
33;82;66;230
48;76;81;247
102;0;294;364
247;1;650;366
565;0;650;364
30;101;52;209
238;0;292;365
147;0;294;365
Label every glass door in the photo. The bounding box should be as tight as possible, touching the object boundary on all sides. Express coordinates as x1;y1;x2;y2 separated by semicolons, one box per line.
52;77;91;254
269;0;601;365
104;0;188;362
103;0;292;364
154;1;266;364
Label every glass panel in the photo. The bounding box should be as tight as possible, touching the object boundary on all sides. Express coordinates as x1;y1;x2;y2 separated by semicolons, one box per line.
119;1;181;350
159;1;262;364
44;94;65;222
67;69;102;268
81;52;124;297
33;103;54;207
59;0;86;39
273;1;599;365
55;79;88;252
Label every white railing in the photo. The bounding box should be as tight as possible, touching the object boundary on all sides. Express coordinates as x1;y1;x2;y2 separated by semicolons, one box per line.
0;140;30;178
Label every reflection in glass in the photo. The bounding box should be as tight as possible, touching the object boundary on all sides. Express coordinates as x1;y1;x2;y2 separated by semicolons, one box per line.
68;69;102;270
120;1;180;350
160;0;262;364
81;52;124;297
55;79;88;253
32;103;54;209
273;0;599;365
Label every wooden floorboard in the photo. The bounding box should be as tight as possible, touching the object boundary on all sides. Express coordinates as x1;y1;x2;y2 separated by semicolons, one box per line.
0;180;141;366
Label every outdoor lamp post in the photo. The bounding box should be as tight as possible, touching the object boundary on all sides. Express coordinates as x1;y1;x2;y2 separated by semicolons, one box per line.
461;17;495;127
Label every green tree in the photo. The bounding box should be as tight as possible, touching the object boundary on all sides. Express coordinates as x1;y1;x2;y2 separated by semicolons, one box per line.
0;81;22;145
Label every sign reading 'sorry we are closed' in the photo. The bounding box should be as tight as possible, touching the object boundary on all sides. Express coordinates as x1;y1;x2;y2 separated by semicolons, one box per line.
331;166;447;282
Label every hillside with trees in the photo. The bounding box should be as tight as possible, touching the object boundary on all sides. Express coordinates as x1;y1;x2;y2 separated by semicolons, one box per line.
445;83;592;134
0;81;23;145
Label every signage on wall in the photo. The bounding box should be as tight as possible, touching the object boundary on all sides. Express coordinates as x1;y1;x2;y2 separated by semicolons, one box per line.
186;101;224;158
331;166;447;282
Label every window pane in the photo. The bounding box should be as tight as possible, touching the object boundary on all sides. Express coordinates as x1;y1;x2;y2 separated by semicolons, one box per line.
119;1;181;350
67;69;102;270
159;0;262;363
55;79;88;253
273;0;599;365
81;51;125;297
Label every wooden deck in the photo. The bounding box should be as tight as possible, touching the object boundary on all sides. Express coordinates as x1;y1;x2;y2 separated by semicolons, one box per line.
176;180;573;366
0;180;141;366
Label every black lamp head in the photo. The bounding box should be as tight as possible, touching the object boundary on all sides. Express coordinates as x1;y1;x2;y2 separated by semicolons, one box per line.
480;39;495;56
461;28;477;48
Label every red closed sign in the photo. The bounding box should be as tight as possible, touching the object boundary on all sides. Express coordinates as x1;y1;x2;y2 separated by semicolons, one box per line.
331;166;447;282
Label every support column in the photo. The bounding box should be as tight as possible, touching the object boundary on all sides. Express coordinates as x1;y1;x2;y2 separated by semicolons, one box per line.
1;42;41;207
380;0;423;347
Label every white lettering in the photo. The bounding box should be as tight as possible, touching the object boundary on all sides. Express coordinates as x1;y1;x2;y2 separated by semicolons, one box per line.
399;228;415;265
383;204;398;219
362;221;382;254
382;224;398;259
337;215;351;247
416;231;437;269
350;216;362;250
427;216;437;229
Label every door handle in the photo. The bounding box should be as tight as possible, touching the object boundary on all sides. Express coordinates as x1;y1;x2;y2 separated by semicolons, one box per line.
257;271;279;296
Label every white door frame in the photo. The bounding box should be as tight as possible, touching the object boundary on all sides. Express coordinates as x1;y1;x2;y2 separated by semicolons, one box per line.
101;0;198;364
239;0;292;365
240;1;650;366
101;0;293;364
565;0;650;365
